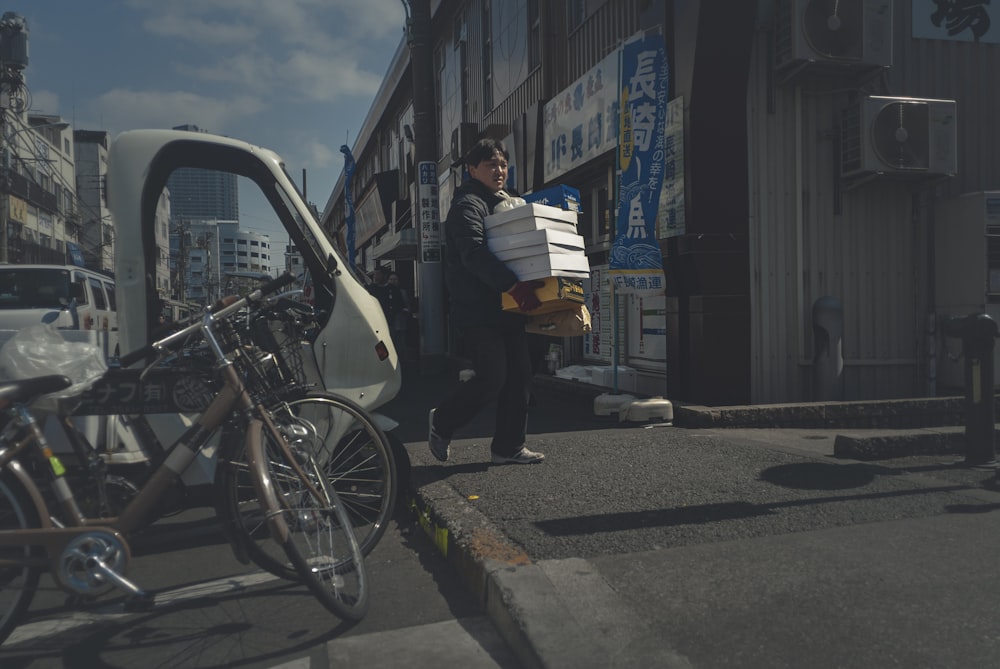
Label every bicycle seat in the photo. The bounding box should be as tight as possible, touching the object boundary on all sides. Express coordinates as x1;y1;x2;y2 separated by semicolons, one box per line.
0;375;73;408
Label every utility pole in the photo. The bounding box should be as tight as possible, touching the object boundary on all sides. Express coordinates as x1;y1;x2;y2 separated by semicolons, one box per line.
403;0;446;374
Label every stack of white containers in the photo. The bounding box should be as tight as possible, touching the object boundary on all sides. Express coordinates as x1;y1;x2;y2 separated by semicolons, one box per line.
484;203;590;281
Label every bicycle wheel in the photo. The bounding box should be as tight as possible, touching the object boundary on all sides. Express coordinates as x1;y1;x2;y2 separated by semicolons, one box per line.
0;470;42;645
220;392;396;579
248;417;369;621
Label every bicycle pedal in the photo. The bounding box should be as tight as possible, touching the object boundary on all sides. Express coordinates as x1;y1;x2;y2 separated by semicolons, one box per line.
124;592;155;613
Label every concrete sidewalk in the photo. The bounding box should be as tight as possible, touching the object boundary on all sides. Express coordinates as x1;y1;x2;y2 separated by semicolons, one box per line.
384;371;1000;668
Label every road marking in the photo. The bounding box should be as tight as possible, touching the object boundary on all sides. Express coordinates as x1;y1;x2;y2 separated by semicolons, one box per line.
6;570;281;645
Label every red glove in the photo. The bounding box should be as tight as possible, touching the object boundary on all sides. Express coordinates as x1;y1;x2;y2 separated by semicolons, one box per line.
507;280;545;312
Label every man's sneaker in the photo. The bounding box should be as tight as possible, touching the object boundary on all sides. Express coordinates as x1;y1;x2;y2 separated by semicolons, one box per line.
491;447;545;465
428;408;450;462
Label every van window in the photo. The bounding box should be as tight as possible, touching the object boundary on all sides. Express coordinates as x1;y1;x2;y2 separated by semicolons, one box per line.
0;268;72;308
89;277;108;310
74;277;89;306
103;281;117;310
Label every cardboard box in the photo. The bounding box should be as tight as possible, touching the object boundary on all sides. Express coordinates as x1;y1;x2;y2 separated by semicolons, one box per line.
488;229;586;261
504;252;591;281
523;185;582;212
484;203;578;237
502;276;584;314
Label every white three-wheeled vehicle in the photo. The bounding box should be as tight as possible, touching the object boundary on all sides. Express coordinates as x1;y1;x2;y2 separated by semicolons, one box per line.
106;129;402;485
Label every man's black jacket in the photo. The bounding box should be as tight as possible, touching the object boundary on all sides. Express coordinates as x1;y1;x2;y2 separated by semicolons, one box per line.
443;178;520;327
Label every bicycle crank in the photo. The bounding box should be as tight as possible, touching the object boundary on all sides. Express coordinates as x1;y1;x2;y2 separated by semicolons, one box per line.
57;530;148;604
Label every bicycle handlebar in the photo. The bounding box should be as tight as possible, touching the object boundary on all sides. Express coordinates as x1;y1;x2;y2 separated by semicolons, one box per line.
118;273;297;368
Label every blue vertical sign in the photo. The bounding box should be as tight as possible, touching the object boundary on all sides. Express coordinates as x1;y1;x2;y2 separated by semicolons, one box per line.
340;145;357;270
418;161;441;263
609;29;667;297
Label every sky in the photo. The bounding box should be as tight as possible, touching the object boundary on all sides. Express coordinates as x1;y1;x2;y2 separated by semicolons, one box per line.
10;0;408;267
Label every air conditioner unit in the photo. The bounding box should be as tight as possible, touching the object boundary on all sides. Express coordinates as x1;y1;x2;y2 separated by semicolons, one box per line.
775;0;892;78
840;95;957;178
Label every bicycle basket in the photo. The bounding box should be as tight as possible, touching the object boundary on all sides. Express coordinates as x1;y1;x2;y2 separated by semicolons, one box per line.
239;308;318;402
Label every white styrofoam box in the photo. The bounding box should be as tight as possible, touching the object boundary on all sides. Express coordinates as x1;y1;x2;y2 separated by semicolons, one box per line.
619;397;673;423
493;241;586;262
554;364;592;382
484;203;579;237
594;392;637;416
505;252;591;282
592;365;637;392
487;216;579;238
488;229;585;261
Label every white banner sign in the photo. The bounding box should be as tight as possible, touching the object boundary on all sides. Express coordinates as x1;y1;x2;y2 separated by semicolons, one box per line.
543;49;620;182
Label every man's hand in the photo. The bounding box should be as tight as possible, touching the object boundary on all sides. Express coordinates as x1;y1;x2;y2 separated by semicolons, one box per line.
507;280;545;312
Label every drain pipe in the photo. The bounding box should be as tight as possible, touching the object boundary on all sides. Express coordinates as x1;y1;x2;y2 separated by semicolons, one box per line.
794;86;806;362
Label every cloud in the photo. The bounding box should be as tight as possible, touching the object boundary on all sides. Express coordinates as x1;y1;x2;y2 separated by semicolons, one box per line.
132;0;404;47
27;89;60;117
301;141;336;169
142;13;258;44
90;89;264;135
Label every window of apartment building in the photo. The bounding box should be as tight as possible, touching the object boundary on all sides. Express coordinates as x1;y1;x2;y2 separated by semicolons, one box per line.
482;2;493;111
567;0;605;32
40;234;51;248
456;11;469;121
251;240;258;246
528;0;540;70
490;0;533;103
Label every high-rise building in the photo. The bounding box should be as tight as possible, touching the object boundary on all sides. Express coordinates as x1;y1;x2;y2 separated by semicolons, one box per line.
166;125;239;220
73;129;114;272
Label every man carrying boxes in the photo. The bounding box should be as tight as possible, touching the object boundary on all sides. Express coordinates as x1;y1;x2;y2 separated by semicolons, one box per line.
427;138;548;465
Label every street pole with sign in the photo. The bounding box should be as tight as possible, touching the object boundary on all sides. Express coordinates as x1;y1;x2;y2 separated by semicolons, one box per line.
404;0;446;373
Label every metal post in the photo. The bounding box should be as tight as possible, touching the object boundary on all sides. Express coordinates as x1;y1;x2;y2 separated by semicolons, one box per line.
944;313;998;468
0;114;7;264
403;0;446;374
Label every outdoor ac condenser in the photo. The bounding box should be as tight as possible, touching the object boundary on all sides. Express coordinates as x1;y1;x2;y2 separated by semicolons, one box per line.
840;95;958;179
775;0;892;75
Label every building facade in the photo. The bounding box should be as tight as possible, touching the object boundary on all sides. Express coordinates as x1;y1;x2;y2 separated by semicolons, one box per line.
0;110;78;266
321;0;1000;406
170;219;272;304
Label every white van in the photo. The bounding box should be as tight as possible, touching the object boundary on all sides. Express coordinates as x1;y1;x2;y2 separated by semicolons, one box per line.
0;264;117;332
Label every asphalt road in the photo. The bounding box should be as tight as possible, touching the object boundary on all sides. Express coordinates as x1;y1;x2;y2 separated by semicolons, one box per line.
0;505;521;668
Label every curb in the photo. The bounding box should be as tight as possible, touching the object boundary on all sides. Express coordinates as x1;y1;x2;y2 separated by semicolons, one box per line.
407;475;545;669
833;427;966;460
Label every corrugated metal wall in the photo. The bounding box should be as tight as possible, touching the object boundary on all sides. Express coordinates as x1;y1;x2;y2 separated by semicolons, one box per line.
747;3;1000;403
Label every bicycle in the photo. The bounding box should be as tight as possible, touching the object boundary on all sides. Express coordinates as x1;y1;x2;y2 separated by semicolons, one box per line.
75;294;398;579
0;275;368;645
216;295;397;577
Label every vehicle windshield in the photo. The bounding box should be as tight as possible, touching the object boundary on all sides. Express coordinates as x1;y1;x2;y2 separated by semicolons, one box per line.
0;268;71;309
